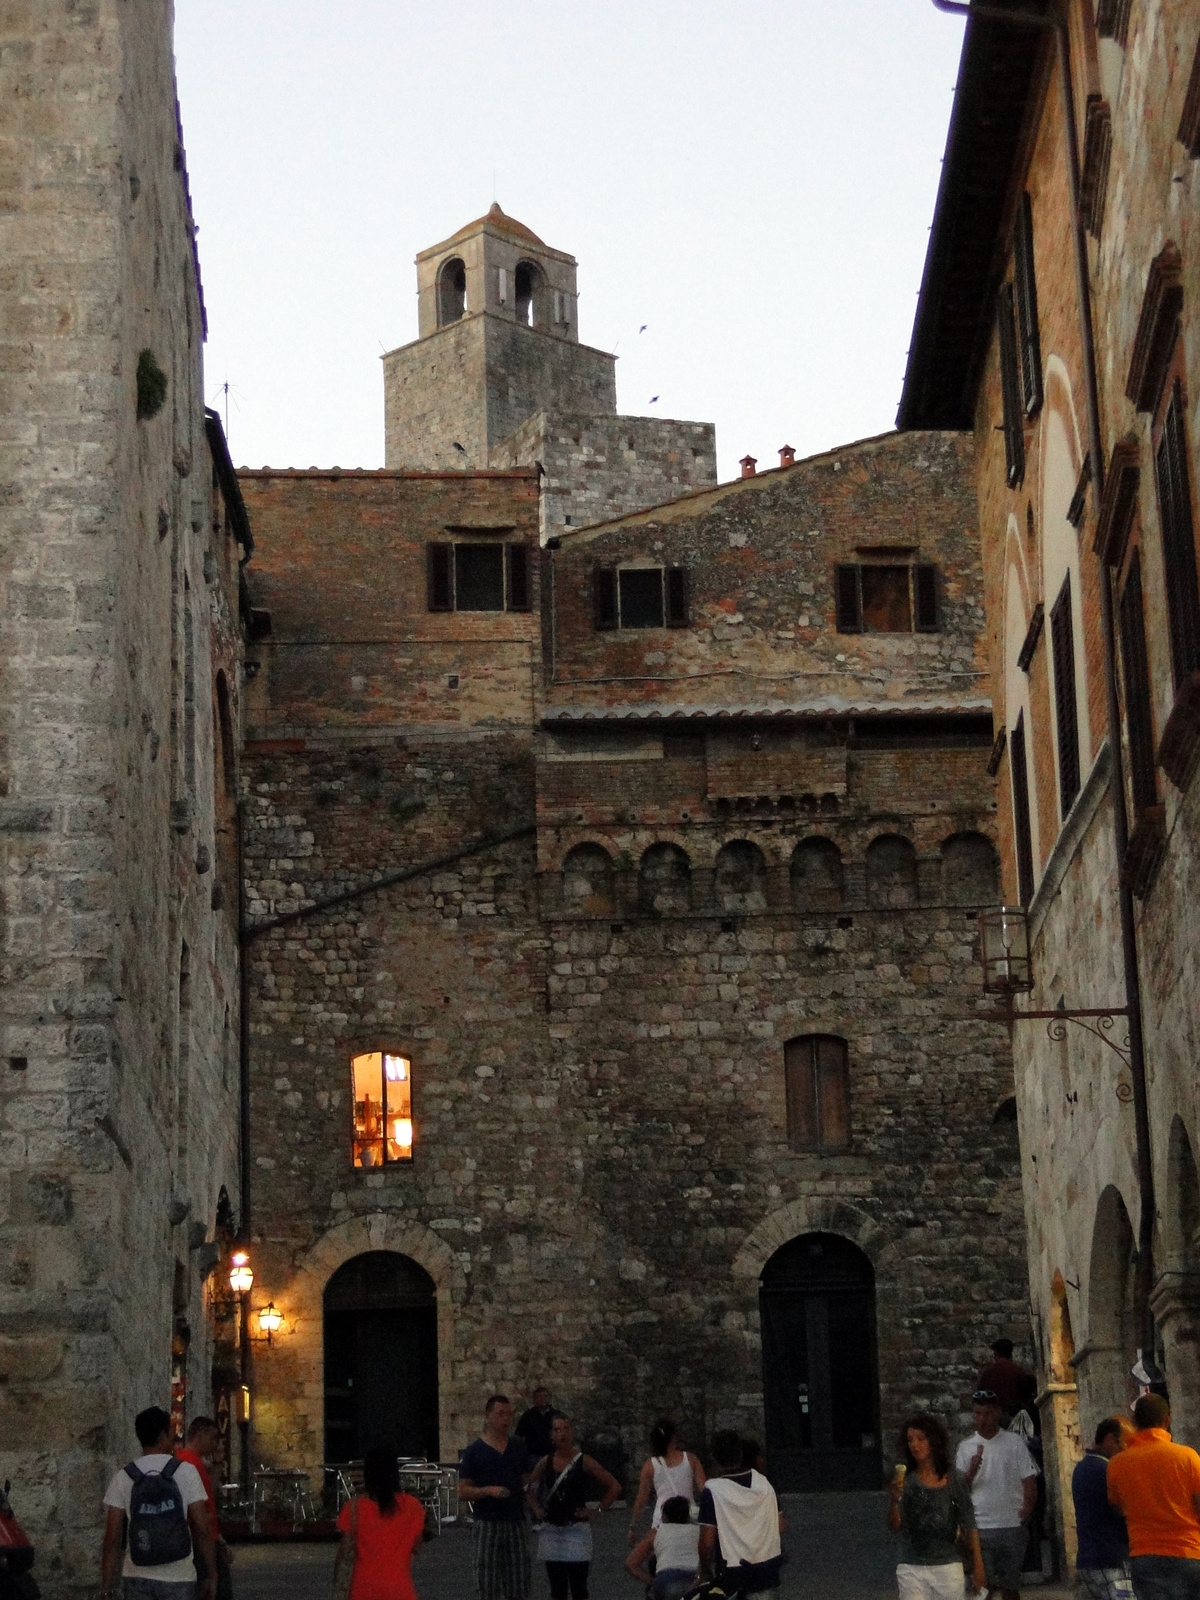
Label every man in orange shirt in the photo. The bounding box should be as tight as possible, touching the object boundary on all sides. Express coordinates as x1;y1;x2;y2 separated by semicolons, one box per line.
1107;1394;1200;1600
177;1417;233;1600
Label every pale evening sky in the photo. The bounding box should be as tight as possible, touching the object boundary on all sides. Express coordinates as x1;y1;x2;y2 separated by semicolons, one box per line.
173;2;966;484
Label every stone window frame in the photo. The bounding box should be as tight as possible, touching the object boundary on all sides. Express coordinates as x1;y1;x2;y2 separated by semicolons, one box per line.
1149;338;1200;793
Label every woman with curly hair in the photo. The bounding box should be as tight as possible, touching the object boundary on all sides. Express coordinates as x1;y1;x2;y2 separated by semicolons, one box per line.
887;1413;986;1599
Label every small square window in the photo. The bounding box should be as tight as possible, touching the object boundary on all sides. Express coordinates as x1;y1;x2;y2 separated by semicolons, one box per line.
351;1051;413;1166
619;568;665;628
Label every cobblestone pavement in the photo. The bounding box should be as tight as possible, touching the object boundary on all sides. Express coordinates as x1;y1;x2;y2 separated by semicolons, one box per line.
229;1494;1074;1600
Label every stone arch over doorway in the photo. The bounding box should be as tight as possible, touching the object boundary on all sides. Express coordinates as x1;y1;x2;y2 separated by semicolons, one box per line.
732;1198;883;1281
256;1212;464;1470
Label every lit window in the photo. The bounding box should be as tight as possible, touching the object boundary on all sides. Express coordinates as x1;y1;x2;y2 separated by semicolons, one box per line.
351;1052;413;1167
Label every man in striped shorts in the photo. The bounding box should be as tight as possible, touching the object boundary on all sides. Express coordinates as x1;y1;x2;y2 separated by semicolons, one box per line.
459;1395;534;1600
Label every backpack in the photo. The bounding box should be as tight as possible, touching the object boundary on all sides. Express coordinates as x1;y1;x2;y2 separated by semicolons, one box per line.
124;1458;193;1568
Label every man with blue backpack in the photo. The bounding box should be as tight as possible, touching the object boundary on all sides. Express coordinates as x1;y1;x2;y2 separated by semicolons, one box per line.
100;1407;215;1600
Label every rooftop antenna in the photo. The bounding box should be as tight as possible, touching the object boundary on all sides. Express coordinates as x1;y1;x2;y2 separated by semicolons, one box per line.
210;379;243;445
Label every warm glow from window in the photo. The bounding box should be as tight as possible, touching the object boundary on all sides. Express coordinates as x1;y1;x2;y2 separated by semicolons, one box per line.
352;1052;413;1166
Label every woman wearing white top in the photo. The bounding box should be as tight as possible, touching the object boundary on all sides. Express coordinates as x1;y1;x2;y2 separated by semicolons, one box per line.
628;1419;706;1544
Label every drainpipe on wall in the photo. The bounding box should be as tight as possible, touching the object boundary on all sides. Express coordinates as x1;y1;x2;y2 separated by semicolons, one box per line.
932;0;1157;1358
235;796;253;1493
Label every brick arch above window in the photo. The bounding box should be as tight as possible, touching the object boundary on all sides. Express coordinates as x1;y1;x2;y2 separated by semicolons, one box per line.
864;834;918;908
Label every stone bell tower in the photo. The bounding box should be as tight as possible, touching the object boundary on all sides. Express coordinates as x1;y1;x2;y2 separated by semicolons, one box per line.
382;203;618;471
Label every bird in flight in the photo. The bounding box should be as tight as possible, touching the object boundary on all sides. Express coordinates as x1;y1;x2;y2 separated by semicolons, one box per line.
649;395;659;404
639;324;647;333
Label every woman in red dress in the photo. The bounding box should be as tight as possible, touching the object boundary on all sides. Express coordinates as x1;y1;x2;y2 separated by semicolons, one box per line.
335;1446;427;1600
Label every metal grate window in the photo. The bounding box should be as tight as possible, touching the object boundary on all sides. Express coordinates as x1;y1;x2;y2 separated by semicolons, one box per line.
1119;550;1158;814
1049;575;1080;816
1155;382;1200;689
997;283;1026;489
1010;711;1035;907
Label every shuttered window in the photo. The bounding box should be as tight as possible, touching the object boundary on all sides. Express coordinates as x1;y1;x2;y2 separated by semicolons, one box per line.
1156;382;1200;689
593;565;690;630
785;1035;850;1152
594;565;618;630
1014;193;1044;418
835;564;862;632
915;564;939;632
835;563;940;633
1119;550;1158;814
997;283;1026;489
1010;711;1035;906
426;541;531;612
1050;575;1080;816
427;543;453;612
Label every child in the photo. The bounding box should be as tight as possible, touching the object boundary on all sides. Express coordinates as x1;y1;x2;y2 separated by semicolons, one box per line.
626;1496;700;1600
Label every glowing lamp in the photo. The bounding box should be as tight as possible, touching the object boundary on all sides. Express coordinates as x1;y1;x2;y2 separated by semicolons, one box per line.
258;1302;283;1336
384;1055;409;1082
978;906;1034;995
236;1384;251;1424
393;1118;413;1149
229;1251;254;1294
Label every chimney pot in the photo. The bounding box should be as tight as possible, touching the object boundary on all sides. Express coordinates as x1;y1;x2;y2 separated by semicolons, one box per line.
778;445;796;467
739;455;757;478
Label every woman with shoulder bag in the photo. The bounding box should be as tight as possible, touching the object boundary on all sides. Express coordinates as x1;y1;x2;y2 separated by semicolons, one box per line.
887;1413;986;1600
527;1416;620;1600
334;1445;429;1600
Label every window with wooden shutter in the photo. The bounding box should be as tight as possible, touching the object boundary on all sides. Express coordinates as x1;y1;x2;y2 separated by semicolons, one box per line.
784;1034;850;1153
1156;382;1200;689
426;542;453;612
1010;711;1035;906
593;565;618;630
506;543;531;612
914;564;939;632
1050;576;1080;816
997;283;1025;488
665;565;689;628
1014;194;1043;418
1119;550;1158;814
834;564;862;632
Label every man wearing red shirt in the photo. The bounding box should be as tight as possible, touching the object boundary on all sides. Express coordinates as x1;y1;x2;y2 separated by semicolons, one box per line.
177;1418;232;1600
1107;1394;1200;1600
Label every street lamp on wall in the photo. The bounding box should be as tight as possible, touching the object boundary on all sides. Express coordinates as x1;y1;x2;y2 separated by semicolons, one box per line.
229;1252;254;1294
978;907;1034;996
975;907;1132;1075
256;1303;282;1344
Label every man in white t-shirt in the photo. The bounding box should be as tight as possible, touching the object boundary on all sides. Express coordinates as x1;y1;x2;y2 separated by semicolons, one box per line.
955;1390;1039;1600
101;1406;215;1600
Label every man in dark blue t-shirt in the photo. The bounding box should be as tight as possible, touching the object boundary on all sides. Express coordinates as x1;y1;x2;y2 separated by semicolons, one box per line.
1072;1416;1132;1600
460;1395;534;1600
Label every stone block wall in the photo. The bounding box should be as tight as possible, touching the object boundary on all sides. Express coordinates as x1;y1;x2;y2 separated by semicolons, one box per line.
383;315;616;472
491;412;718;542
0;5;242;1591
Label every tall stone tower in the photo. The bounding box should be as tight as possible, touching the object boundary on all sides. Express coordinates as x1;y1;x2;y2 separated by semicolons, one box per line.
383;204;617;471
383;204;719;539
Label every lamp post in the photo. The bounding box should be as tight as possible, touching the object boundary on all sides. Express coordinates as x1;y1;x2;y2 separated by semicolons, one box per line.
976;906;1131;1072
229;1251;253;1499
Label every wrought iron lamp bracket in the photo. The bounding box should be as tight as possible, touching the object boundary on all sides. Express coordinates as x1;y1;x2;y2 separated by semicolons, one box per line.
1006;1003;1133;1086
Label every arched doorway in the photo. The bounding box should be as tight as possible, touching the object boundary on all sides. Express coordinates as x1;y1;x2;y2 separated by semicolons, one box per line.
323;1251;439;1462
1078;1186;1137;1438
759;1232;880;1491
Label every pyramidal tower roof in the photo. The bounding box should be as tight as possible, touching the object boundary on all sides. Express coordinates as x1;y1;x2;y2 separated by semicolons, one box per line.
421;203;547;260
